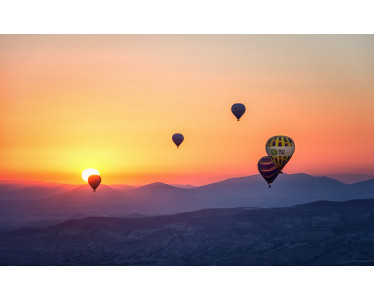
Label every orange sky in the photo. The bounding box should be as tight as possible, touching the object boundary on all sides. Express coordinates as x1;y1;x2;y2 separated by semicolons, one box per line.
1;35;374;185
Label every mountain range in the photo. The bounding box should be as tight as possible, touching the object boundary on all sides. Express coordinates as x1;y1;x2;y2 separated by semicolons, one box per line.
1;173;374;231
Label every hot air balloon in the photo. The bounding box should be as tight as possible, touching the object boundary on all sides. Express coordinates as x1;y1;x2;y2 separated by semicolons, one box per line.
258;156;280;188
172;133;184;148
265;135;295;172
88;174;101;192
231;103;246;121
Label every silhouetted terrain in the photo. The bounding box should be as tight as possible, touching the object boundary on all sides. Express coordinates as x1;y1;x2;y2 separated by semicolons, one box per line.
323;173;374;184
0;180;76;200
1;199;374;266
1;174;374;231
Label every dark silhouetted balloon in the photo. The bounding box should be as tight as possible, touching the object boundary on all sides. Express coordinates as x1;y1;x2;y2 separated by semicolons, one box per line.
172;133;184;148
258;156;280;188
88;175;101;192
231;103;246;121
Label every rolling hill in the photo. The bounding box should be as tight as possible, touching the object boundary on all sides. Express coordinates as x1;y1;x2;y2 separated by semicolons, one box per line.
1;198;374;266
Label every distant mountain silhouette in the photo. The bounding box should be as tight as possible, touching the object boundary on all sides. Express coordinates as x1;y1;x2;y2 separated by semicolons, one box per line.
2;198;374;266
0;180;76;200
107;213;149;218
170;184;196;189
133;182;182;192
350;179;374;190
323;173;374;184
2;173;374;229
109;184;137;190
192;173;359;208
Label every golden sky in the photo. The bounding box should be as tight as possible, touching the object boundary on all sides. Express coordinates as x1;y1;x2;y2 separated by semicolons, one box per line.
1;35;374;185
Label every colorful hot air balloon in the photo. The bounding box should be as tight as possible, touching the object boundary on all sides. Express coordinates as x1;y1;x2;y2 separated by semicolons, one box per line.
231;103;246;121
258;156;280;188
265;135;295;172
172;133;184;148
88;175;101;192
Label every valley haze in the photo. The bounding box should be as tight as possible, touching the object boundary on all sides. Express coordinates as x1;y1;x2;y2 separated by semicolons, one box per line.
1;172;374;265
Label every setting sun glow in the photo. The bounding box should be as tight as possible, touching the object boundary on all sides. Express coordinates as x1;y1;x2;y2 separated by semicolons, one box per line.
82;169;100;182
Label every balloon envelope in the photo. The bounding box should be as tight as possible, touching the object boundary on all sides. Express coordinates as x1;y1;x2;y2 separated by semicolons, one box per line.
231;103;246;121
172;133;184;148
88;175;101;192
265;135;295;172
258;156;280;187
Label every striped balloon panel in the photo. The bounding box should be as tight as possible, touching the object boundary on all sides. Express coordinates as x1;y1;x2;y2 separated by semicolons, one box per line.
266;135;295;147
258;156;280;184
271;156;291;171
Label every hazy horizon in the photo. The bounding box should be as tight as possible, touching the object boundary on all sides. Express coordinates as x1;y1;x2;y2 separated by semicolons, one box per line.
1;171;374;187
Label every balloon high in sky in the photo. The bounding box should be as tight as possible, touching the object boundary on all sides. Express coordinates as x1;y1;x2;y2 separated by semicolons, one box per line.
172;133;184;148
231;103;246;121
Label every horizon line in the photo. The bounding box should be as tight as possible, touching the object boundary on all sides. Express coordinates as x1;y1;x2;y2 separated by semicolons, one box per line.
1;172;374;187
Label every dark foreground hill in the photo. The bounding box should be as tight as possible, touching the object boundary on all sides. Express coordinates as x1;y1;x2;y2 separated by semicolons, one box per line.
1;198;374;266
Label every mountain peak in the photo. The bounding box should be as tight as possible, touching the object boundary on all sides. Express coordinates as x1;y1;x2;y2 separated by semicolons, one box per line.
135;182;181;191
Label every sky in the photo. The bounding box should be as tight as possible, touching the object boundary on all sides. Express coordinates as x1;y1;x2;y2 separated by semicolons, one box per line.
1;35;374;185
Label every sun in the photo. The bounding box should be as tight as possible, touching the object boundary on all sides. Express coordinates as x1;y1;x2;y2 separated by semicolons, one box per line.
82;168;100;182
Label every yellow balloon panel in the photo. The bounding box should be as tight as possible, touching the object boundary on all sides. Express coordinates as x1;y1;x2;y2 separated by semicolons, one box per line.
266;136;295;171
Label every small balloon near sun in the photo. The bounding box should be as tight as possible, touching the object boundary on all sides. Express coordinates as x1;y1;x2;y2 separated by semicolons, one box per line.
82;168;100;182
